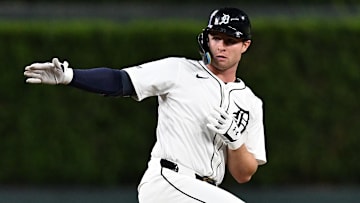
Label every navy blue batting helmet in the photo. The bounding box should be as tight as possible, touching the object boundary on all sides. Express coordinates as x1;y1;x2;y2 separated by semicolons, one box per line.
198;8;252;64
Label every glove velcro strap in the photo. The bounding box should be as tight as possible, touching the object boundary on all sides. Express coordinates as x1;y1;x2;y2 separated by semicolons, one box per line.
227;134;246;150
223;120;240;142
63;67;74;85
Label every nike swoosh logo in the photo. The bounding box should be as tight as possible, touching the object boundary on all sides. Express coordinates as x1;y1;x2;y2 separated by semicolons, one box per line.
196;74;209;79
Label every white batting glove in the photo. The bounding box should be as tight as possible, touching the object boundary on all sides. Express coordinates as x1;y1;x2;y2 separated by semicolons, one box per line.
24;58;73;85
206;106;246;150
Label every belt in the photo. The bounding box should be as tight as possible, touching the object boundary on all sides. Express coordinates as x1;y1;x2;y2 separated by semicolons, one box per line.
160;159;216;186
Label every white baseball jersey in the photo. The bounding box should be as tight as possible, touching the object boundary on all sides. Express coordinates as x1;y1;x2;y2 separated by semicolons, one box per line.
124;57;266;185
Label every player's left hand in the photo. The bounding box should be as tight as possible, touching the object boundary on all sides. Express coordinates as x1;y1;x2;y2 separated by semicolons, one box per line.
206;106;245;150
24;58;73;85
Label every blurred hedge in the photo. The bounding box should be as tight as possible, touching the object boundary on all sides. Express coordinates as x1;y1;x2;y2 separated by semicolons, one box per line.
0;18;359;186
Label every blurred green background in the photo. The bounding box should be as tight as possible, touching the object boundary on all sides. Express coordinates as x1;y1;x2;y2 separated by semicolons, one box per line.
0;0;359;202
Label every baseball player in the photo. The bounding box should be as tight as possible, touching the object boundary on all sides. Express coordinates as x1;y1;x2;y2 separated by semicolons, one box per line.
24;7;267;203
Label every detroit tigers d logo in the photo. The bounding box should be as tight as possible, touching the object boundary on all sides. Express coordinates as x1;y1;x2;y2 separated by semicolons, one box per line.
232;102;249;133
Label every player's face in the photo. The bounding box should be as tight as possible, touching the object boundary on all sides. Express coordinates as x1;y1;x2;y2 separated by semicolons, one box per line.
208;31;251;72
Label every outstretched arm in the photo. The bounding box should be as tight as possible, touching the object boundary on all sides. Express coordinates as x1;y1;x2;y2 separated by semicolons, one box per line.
24;58;135;97
70;68;135;96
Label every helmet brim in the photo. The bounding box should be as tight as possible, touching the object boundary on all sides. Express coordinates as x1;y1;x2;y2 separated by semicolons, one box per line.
207;26;245;39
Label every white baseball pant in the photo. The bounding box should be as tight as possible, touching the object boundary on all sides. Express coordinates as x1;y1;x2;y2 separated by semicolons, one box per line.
138;157;245;203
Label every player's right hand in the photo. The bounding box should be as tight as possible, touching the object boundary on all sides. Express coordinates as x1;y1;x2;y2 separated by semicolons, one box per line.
24;58;73;85
206;106;246;150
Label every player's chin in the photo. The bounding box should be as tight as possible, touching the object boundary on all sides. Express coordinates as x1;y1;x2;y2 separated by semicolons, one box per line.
212;61;230;71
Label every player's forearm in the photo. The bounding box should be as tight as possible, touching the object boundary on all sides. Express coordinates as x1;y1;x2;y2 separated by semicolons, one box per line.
227;145;258;183
69;68;135;96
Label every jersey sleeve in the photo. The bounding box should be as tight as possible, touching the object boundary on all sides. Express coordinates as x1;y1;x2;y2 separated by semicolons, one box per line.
123;57;182;101
246;98;267;165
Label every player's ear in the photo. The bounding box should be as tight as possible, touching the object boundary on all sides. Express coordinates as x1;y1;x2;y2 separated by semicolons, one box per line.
241;40;251;54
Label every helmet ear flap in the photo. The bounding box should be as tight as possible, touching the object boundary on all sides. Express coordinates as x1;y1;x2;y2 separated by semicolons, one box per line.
197;29;211;65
